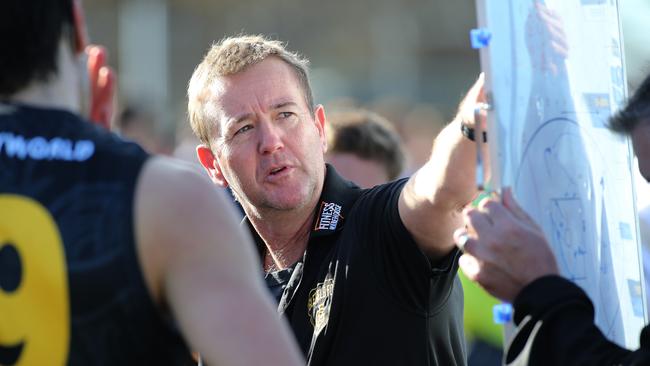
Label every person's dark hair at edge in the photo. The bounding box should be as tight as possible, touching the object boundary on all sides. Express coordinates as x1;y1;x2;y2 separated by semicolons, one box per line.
609;73;650;134
0;0;75;97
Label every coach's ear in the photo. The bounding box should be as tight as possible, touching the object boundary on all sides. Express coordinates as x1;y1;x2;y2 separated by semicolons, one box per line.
314;104;328;153
197;145;229;187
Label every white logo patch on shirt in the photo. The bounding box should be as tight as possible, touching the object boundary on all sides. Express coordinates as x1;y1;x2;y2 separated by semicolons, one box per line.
315;201;342;231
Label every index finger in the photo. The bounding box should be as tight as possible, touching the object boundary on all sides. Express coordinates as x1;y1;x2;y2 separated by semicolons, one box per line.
86;45;106;94
464;208;495;238
457;74;486;126
478;198;514;228
502;187;534;223
464;73;486;106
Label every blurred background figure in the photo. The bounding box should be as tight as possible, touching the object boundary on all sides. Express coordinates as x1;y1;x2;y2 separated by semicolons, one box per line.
326;109;405;187
114;105;174;154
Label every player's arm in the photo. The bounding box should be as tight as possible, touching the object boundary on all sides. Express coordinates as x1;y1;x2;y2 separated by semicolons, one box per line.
398;75;484;259
134;157;303;366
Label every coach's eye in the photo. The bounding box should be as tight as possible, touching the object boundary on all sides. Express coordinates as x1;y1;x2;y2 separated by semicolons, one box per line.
234;125;253;135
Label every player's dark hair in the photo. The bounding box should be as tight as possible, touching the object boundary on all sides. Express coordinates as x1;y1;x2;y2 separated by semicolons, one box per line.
609;73;650;134
0;0;75;97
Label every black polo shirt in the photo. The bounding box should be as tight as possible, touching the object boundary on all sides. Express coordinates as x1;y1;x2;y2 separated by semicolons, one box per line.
250;165;466;366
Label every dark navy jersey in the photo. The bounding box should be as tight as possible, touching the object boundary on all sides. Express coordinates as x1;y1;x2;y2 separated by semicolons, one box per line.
0;104;193;365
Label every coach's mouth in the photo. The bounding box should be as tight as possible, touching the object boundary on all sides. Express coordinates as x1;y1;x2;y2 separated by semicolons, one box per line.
264;165;294;182
0;341;24;365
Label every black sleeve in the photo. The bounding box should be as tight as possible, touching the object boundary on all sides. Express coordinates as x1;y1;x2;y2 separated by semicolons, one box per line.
353;179;460;311
506;275;650;366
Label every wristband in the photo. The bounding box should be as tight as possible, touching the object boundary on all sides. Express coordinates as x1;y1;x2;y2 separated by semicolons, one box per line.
461;123;487;142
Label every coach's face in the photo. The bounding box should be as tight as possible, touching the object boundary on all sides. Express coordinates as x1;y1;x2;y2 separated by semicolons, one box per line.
632;120;650;182
200;57;327;213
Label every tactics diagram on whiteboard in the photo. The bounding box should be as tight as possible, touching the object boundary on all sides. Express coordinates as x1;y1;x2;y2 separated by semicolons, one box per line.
477;0;645;348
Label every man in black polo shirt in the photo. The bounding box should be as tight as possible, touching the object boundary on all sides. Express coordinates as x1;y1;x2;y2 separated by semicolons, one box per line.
190;35;483;365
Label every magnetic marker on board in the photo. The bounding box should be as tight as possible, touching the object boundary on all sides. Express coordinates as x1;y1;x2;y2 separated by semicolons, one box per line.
470;28;492;49
493;303;513;324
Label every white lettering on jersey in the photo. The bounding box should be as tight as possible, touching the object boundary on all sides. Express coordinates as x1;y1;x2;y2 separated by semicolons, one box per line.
0;133;95;162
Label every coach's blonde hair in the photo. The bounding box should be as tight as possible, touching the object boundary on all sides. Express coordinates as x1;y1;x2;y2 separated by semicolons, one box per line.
187;35;313;147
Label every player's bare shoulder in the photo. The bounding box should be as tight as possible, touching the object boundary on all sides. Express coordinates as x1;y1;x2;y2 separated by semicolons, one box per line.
132;156;244;303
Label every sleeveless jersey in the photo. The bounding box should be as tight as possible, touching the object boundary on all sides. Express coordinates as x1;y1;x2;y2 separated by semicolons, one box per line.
0;103;194;365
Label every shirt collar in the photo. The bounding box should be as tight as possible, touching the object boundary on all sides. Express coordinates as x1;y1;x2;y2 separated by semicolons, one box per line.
309;163;362;237
242;163;363;248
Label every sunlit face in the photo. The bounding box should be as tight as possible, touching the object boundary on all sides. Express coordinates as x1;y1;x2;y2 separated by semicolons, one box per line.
632;121;650;183
326;152;390;188
208;57;327;213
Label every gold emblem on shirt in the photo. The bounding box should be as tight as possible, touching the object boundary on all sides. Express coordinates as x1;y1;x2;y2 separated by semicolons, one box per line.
307;277;334;334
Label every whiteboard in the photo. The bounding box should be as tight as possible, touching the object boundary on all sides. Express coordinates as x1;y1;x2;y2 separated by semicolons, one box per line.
475;0;646;348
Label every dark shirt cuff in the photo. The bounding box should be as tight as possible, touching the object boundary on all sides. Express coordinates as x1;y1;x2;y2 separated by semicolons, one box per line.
512;275;592;325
